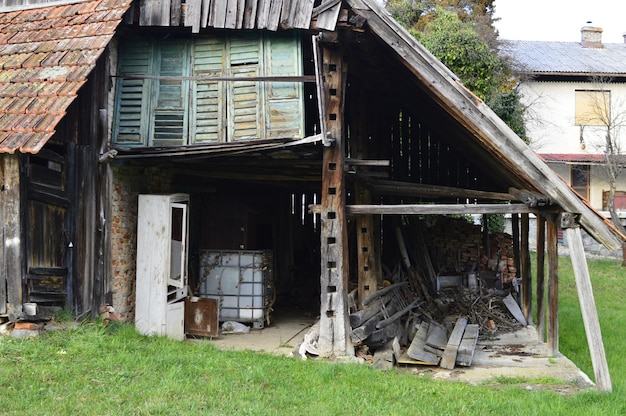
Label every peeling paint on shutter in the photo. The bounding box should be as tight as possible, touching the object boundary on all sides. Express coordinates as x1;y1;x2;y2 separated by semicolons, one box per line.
114;39;152;145
152;41;189;146
229;35;263;141
191;37;226;144
265;33;304;138
114;32;304;147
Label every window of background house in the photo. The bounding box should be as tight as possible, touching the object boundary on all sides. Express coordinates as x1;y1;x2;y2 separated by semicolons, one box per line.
575;90;610;126
571;164;590;200
112;33;304;147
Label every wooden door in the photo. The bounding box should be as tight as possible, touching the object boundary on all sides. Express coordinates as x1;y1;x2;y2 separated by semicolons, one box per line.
23;146;71;309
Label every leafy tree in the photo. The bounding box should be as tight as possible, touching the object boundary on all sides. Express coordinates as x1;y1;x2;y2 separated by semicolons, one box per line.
387;3;526;140
385;0;498;47
414;9;503;100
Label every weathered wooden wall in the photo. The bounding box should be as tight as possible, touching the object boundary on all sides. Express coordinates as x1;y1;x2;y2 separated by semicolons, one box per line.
0;153;21;316
74;53;110;317
136;0;317;32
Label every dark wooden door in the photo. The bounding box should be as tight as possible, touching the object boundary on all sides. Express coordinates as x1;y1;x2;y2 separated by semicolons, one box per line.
23;145;71;310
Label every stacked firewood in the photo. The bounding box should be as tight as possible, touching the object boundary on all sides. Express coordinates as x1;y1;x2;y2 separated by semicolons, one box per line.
481;232;517;283
423;217;482;274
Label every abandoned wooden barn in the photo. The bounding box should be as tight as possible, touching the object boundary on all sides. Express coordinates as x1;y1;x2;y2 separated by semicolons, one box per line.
0;0;624;391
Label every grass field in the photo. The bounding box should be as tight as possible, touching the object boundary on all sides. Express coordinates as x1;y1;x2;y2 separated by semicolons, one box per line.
0;256;625;415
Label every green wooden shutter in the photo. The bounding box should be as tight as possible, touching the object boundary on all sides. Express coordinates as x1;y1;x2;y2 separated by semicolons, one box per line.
114;39;152;145
264;33;304;139
151;40;189;146
228;35;263;141
191;37;226;143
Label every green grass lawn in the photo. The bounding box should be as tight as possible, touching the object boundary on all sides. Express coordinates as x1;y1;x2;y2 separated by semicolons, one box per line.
1;256;625;415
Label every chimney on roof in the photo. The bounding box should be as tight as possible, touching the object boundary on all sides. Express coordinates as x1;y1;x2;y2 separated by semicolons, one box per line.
581;23;603;48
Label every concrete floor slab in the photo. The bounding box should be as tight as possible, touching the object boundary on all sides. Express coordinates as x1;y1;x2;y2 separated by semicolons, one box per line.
201;312;595;392
204;312;317;357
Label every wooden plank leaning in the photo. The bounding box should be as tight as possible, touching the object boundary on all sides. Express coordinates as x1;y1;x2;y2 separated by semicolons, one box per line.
456;324;479;367
565;225;612;392
440;316;468;370
407;321;439;364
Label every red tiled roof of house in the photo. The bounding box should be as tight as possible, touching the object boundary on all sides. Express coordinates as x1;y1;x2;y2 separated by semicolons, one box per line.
539;153;626;164
0;0;131;154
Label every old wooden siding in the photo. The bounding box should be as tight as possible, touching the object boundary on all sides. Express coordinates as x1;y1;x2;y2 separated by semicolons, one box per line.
113;33;304;146
0;154;21;315
138;0;316;32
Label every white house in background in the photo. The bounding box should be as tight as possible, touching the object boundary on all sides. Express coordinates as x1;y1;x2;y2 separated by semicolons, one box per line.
502;26;626;211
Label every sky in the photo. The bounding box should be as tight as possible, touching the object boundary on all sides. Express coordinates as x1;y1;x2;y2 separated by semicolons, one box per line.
494;0;626;43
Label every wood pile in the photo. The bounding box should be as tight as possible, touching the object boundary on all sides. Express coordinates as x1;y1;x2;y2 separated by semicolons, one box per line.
421;217;482;275
350;217;524;370
353;287;526;369
482;232;517;284
349;282;423;346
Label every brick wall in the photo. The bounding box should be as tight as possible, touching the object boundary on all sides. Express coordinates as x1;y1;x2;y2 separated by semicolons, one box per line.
109;165;172;322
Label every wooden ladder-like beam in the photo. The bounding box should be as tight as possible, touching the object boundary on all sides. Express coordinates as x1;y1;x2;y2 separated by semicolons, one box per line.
316;38;353;358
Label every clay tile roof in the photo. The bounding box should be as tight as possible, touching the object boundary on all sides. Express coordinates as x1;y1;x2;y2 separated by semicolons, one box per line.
0;0;132;154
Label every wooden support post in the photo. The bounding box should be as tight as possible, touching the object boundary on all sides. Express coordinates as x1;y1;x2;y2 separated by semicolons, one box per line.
563;218;612;392
0;154;22;319
536;214;546;342
356;185;378;308
317;43;353;358
350;80;380;308
511;213;520;302
546;216;559;356
521;213;531;322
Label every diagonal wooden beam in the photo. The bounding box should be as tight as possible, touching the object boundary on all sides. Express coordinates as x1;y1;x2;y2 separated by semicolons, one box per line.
564;215;612;392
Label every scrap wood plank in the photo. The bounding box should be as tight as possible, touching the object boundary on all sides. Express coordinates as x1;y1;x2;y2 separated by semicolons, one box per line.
350;314;380;344
350;302;398;344
349;297;383;327
423;344;443;358
425;321;447;350
350;282;405;327
440;316;468;370
406;321;439;364
503;293;527;325
456;324;479;367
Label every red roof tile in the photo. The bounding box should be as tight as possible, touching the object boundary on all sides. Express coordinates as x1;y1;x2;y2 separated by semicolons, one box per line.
0;0;131;154
539;153;626;164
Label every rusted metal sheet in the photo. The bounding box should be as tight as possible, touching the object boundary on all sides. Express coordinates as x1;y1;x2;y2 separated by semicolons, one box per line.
185;297;219;337
0;0;132;154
